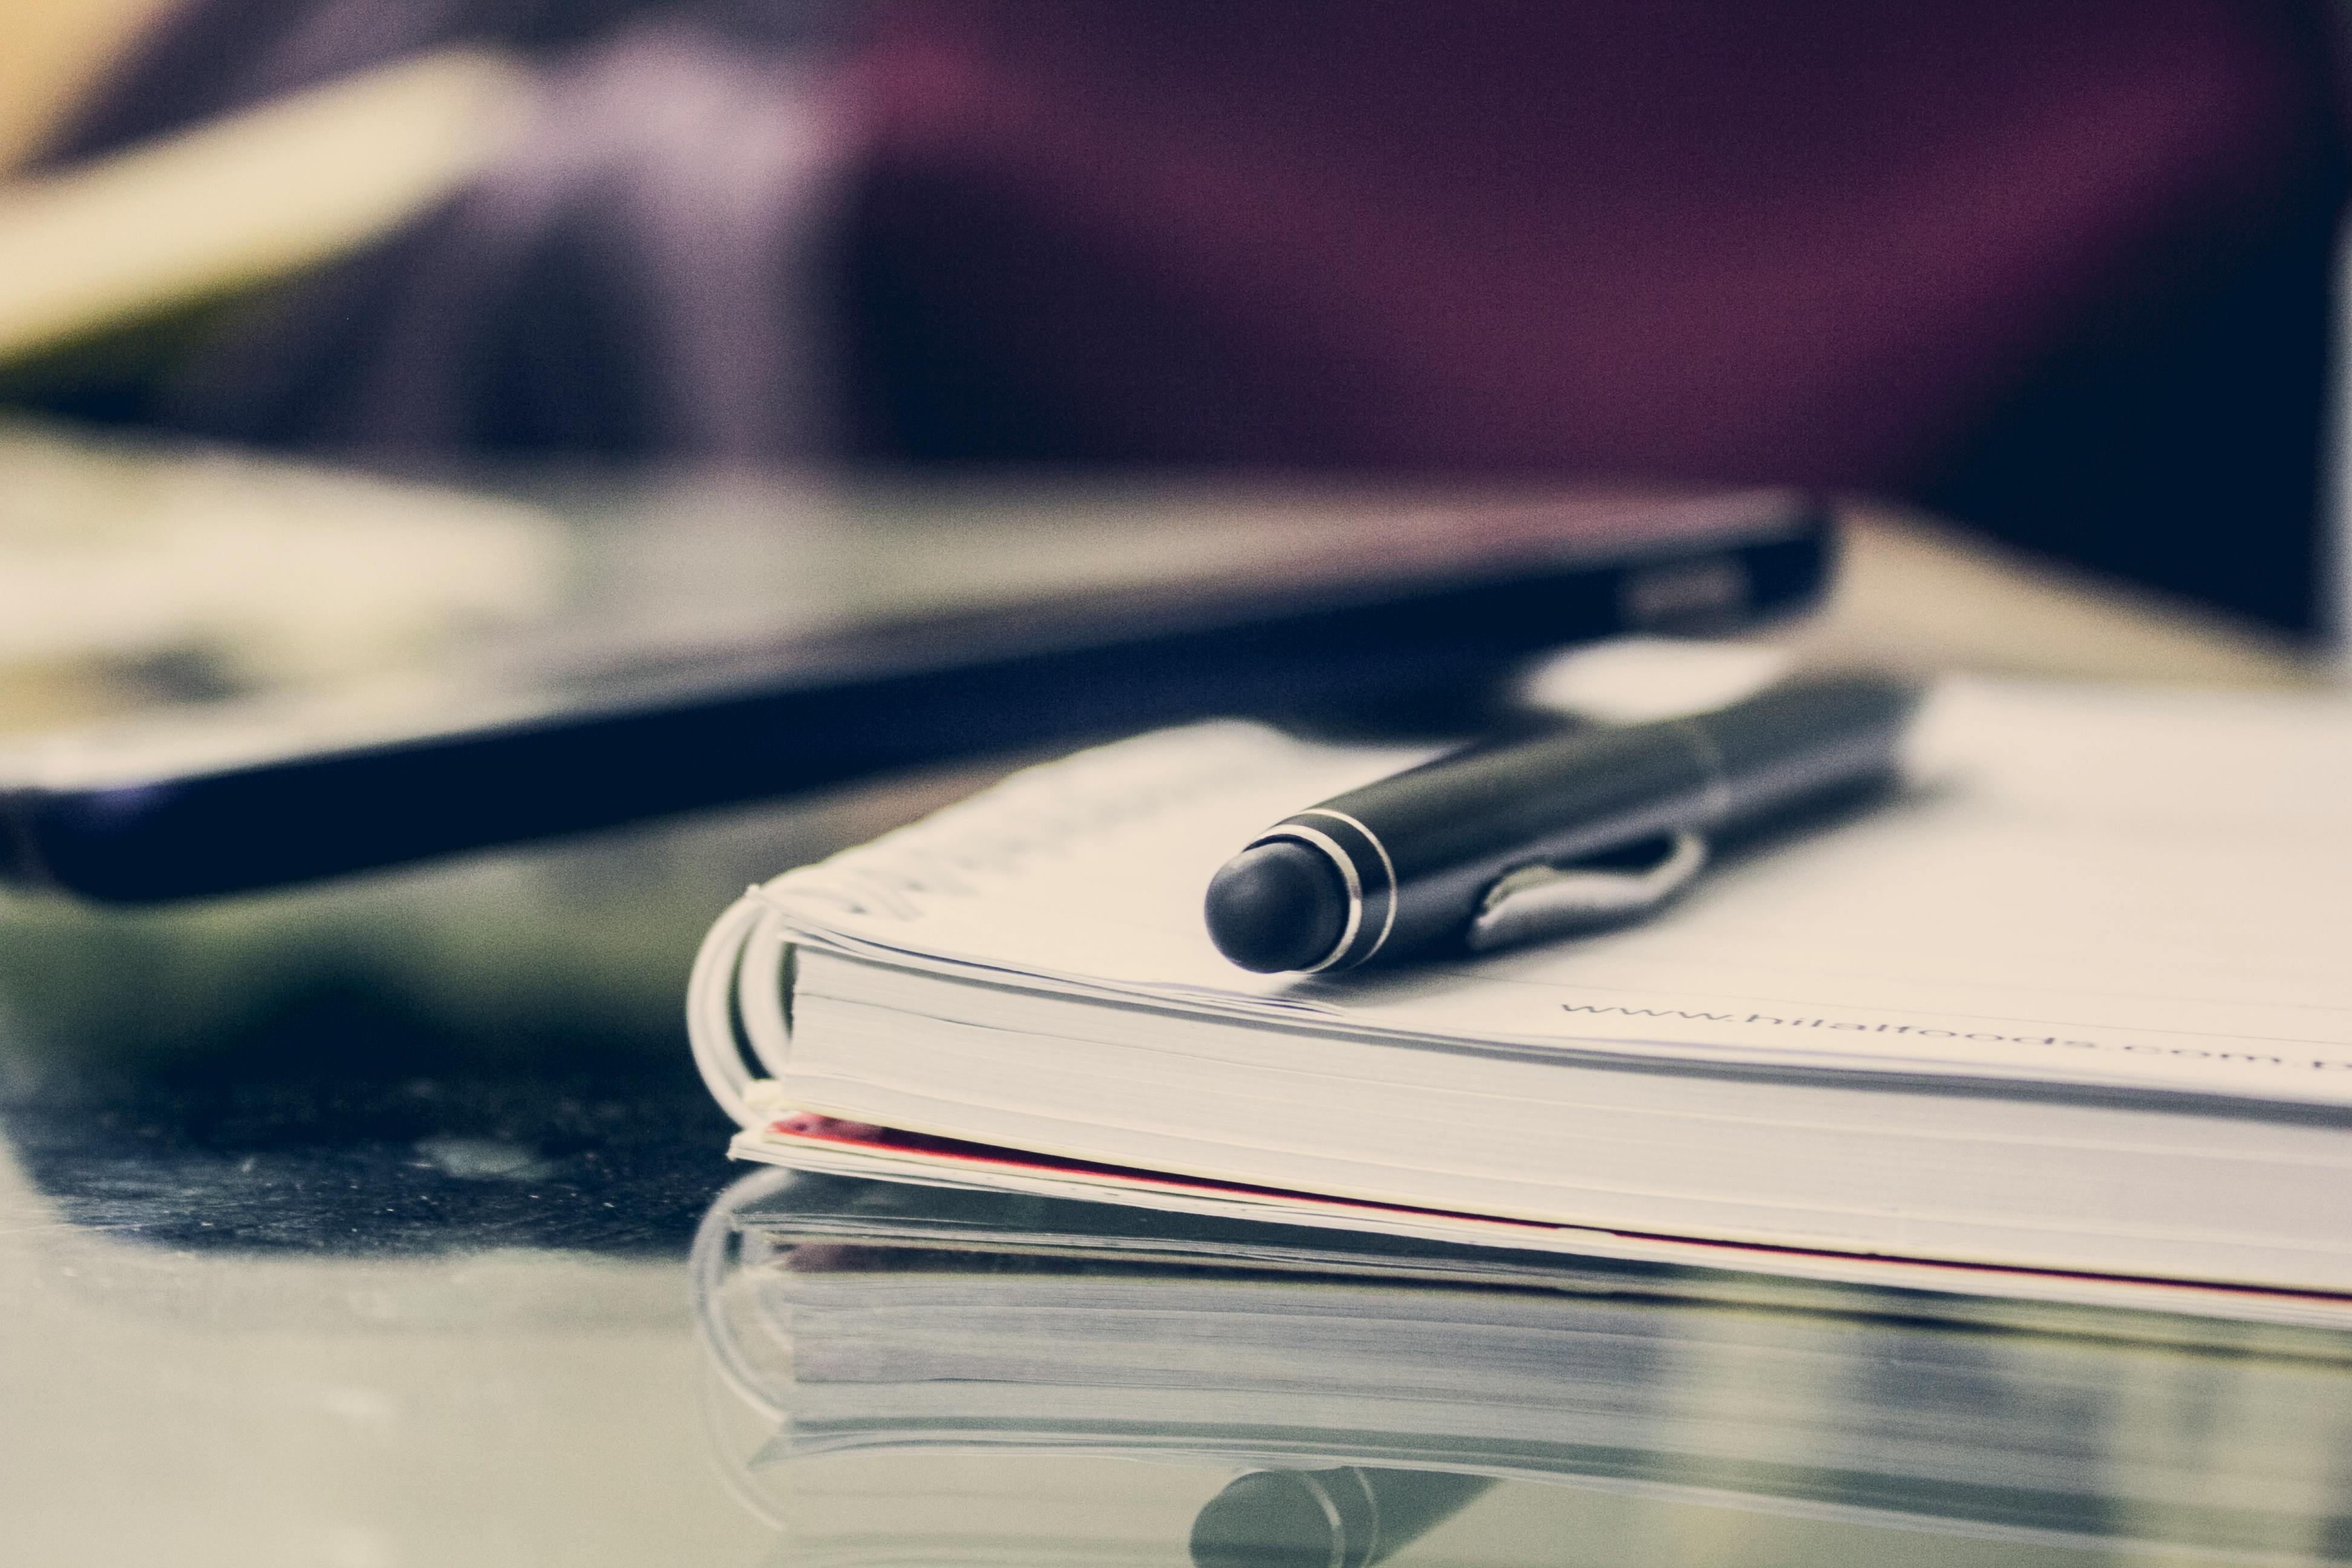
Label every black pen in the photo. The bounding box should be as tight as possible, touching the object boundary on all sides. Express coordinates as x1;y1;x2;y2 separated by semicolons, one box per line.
1203;669;1923;973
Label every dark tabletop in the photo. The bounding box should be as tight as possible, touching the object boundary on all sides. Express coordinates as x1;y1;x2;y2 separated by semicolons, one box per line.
0;779;938;1567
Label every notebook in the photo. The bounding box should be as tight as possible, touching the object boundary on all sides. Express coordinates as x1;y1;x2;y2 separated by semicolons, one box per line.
687;641;2352;1311
694;1167;2352;1563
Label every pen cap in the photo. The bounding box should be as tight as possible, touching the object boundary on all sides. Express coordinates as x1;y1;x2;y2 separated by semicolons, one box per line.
1204;840;1353;972
1296;720;1729;965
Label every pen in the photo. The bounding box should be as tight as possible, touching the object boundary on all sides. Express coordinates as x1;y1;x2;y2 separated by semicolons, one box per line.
1203;669;1923;973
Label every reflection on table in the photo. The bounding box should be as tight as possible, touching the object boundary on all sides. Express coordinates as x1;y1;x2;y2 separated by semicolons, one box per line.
695;1167;2352;1567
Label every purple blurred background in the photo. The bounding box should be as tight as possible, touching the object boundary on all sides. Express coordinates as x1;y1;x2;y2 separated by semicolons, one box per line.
32;0;2352;635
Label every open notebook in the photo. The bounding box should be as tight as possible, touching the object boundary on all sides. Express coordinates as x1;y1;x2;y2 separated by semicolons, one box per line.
687;642;2352;1313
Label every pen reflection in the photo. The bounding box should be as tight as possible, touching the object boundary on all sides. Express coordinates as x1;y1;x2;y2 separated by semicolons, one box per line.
691;1167;2352;1567
1189;1466;1495;1568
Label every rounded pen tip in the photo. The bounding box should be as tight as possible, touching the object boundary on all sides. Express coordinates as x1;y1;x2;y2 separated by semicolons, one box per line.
1204;840;1348;973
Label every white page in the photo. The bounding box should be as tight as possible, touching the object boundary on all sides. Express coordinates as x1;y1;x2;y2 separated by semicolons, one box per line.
754;647;2352;1107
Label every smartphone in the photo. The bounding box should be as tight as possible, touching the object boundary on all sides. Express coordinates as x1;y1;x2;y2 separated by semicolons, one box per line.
0;474;1829;901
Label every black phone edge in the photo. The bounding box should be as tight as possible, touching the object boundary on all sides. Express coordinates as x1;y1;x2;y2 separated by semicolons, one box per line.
1;501;1834;902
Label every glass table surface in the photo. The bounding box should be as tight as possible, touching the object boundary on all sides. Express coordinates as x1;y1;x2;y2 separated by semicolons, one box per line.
2;786;2347;1568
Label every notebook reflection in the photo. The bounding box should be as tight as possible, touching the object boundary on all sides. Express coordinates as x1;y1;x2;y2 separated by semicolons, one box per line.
692;1168;2352;1566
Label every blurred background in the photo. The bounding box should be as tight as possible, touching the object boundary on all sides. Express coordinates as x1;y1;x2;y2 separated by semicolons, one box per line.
7;1;2351;628
6;6;2352;1563
2;0;2344;1028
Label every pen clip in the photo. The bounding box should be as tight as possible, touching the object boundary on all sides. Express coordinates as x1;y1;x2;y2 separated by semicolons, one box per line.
1465;831;1710;953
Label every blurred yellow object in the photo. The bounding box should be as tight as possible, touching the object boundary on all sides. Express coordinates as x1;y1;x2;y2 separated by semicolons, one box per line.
0;47;528;371
0;0;168;174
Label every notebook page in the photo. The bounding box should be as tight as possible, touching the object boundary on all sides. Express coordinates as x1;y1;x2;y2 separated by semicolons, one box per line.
757;668;2352;1108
